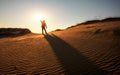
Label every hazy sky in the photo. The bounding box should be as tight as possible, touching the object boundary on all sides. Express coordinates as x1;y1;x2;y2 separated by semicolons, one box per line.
0;0;120;33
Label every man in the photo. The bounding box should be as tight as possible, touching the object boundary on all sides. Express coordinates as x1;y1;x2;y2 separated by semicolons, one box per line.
40;20;47;34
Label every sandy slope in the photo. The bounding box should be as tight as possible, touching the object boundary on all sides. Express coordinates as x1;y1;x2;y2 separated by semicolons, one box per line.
0;21;120;75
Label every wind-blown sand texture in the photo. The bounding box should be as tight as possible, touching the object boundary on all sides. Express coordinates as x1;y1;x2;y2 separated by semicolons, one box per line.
0;20;120;75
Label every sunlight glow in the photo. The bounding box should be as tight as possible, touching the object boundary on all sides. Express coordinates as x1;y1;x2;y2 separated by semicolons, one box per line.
35;14;46;21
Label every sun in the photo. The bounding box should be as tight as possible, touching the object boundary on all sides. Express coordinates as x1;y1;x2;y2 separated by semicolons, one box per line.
35;14;46;21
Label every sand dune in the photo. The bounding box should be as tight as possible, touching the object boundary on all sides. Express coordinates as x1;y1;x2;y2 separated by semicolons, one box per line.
0;20;120;75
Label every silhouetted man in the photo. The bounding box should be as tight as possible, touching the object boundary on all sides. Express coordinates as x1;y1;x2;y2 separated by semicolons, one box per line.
40;20;47;34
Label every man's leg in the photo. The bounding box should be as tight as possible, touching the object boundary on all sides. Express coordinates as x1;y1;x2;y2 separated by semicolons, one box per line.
44;28;47;34
42;28;44;34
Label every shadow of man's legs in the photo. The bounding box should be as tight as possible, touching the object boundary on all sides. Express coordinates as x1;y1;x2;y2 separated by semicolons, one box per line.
44;34;106;75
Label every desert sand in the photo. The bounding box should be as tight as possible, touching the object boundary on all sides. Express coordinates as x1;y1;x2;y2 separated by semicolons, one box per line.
0;19;120;75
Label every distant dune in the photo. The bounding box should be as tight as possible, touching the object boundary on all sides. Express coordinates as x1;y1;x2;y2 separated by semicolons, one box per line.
0;17;120;75
0;28;31;38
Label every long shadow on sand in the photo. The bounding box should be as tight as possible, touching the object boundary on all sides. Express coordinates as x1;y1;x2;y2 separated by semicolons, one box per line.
44;34;106;75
